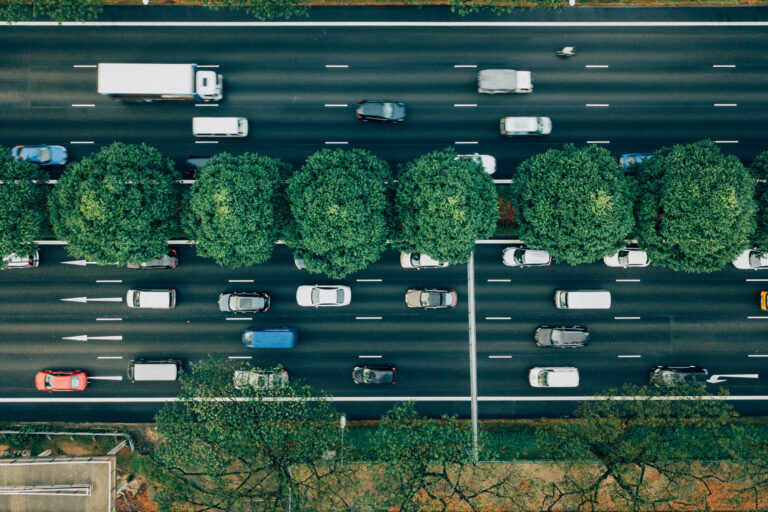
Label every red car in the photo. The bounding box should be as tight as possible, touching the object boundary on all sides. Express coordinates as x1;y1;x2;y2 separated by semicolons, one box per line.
35;370;88;392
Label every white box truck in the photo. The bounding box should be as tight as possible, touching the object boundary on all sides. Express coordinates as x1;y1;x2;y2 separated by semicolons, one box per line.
477;69;532;94
97;63;223;102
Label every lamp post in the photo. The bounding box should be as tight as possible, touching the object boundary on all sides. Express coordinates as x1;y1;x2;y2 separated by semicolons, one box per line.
339;414;347;468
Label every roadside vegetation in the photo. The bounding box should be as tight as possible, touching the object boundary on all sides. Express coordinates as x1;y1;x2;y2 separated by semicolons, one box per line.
6;139;768;275
126;358;768;512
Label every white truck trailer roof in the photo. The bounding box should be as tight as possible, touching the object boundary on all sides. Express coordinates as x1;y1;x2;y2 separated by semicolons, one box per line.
98;63;195;95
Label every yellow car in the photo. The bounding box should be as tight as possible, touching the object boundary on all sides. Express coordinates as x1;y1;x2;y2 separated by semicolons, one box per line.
762;291;768;311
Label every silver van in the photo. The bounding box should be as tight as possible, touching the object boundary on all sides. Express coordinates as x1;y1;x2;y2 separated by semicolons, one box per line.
126;289;176;309
192;117;248;138
554;290;611;310
128;359;181;382
2;250;39;269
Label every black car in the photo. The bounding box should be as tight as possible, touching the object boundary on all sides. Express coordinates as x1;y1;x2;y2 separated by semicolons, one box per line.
355;100;406;122
649;365;709;387
352;365;396;385
535;326;590;348
126;250;179;270
218;291;271;313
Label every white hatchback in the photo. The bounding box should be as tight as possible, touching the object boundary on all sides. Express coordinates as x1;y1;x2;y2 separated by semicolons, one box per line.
400;252;449;269
603;248;651;268
732;249;768;270
502;247;551;267
296;285;351;307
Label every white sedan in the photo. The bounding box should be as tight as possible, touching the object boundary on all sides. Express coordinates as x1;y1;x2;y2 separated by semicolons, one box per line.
502;247;551;267
732;249;768;270
603;248;650;268
296;285;351;307
400;252;449;269
454;153;496;175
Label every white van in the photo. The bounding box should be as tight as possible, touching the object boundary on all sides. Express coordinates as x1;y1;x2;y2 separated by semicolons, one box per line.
192;117;248;138
128;359;181;382
126;289;176;309
529;367;579;388
554;290;611;310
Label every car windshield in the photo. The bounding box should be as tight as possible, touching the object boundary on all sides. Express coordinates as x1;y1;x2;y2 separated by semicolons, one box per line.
538;372;548;386
38;147;51;162
514;250;525;265
70;376;80;388
617;250;629;266
44;374;54;389
132;292;141;307
410;254;421;265
382;103;393;118
749;251;768;268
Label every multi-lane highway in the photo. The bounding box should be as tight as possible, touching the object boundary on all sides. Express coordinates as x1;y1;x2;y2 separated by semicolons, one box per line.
1;242;767;422
2;20;768;176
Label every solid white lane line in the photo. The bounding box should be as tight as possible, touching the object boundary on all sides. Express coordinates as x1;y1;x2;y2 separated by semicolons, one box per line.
356;316;382;320
714;103;737;107
586;103;610;107
488;355;512;359
455;141;478;144
454;64;477;68
96;318;122;322
229;279;253;283
586;140;610;144
226;317;252;321
713;64;736;68
485;316;511;321
356;278;382;282
618;354;641;358
616;279;640;282
715;140;739;144
487;279;511;283
14;21;768;26
97;356;123;360
72;104;95;107
586;65;609;68
359;355;382;359
73;64;97;68
325;64;349;68
746;279;768;282
325;103;348;107
476;239;522;244
615;316;641;320
748;316;768;319
195;140;219;144
195;103;219;107
88;376;123;381
228;356;252;360
454;104;477;107
96;280;122;283
325;141;348;145
748;355;768;358
70;141;94;144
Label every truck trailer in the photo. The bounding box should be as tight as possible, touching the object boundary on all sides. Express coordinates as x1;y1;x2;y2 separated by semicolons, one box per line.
97;63;223;102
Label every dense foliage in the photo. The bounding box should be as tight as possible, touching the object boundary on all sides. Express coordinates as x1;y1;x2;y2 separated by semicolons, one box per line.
183;152;290;268
511;144;635;264
750;151;768;251
392;147;497;263
1;0;102;23
0;149;47;265
635;140;757;273
285;149;391;278
199;0;308;20
49;142;180;266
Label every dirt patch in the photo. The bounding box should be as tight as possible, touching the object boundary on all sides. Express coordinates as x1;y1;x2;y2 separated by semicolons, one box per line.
118;482;159;512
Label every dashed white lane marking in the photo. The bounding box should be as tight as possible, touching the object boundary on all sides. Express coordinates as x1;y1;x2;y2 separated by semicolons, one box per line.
749;354;768;358
616;279;640;282
96;280;122;283
356;316;382;320
713;64;736;68
488;355;512;359
195;103;219;107
325;104;348;107
88;376;123;381
487;278;511;283
96;318;122;322
715;140;739;144
228;356;252;360
62;335;122;341
325;141;348;145
229;279;253;283
195;140;219;144
618;354;641;358
493;179;513;184
586;140;610;144
746;279;768;282
586;65;609;68
359;355;382;359
486;316;512;321
97;356;123;359
70;141;94;144
615;316;641;320
226;317;252;321
455;141;478;145
325;64;349;68
586;103;610;107
73;64;97;68
714;103;737;107
197;65;219;68
72;104;95;107
748;316;768;319
454;104;477;107
454;64;477;68
357;279;382;283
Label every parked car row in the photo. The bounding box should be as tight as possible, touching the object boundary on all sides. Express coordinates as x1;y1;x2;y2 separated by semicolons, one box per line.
529;365;709;388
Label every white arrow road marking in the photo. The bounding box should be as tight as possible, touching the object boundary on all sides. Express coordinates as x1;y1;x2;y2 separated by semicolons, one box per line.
62;335;123;342
61;259;98;266
87;376;123;381
61;297;123;303
707;374;759;384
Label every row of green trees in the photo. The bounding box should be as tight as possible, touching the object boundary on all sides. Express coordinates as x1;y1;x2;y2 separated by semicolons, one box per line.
138;358;768;512
0;143;497;277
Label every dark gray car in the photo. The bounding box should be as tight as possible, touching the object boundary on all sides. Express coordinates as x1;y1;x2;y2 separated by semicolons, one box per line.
355;100;406;122
535;326;590;348
352;365;396;385
649;365;709;387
